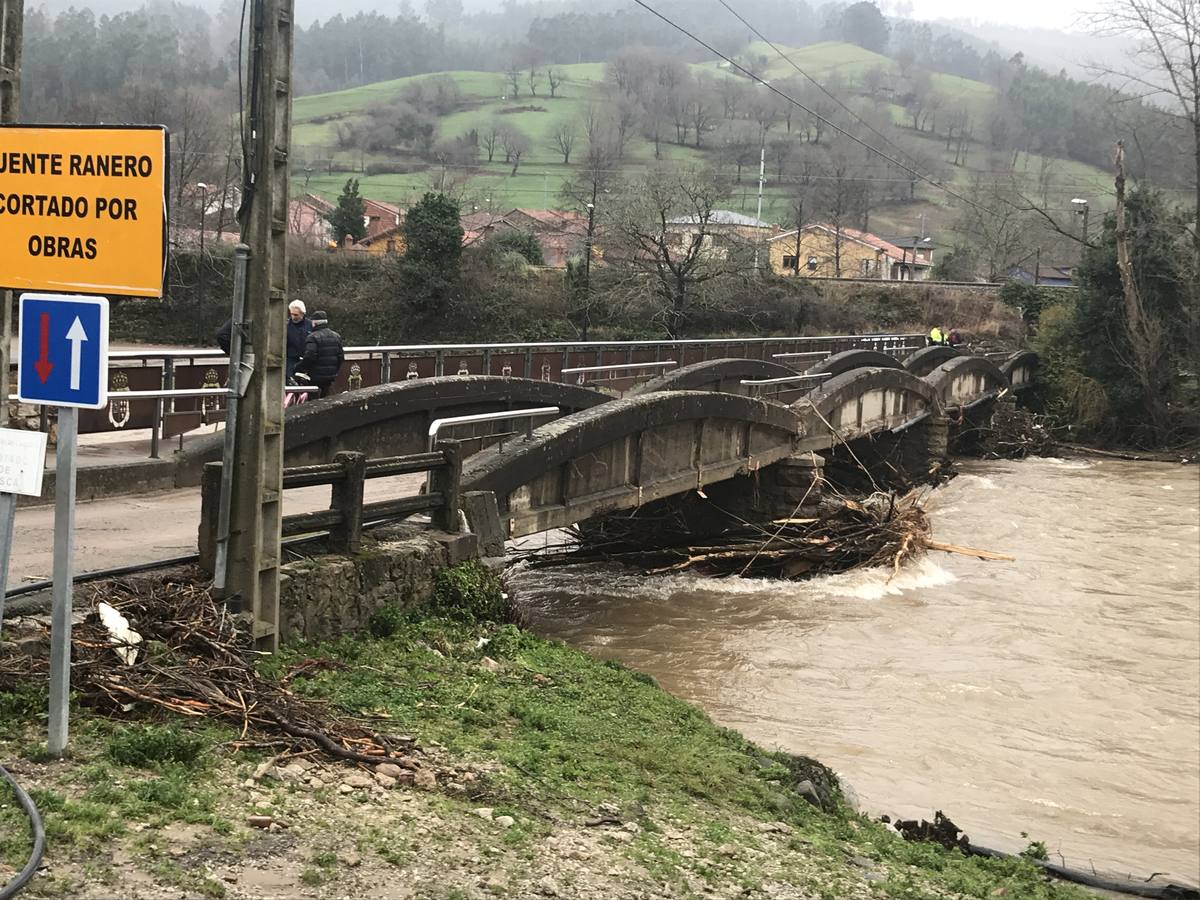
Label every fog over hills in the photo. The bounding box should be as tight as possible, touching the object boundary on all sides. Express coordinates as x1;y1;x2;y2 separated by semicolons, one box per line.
30;0;1132;80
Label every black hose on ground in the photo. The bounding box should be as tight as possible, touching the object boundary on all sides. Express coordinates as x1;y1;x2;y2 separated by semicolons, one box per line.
969;843;1199;899
0;764;45;900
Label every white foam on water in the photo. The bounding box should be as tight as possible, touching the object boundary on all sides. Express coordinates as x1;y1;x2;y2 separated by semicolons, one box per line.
956;474;1000;490
806;556;958;601
1038;457;1096;469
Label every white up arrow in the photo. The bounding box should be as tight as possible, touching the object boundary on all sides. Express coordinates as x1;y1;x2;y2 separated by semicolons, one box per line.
66;317;88;391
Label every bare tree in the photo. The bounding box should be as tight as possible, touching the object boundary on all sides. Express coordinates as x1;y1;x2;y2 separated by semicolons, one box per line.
561;142;618;338
813;144;871;278
1088;0;1199;274
169;87;222;233
605;166;740;338
528;66;541;97
499;125;530;175
505;64;522;99
479;119;502;163
551;120;577;164
613;97;640;159
956;175;1036;281
688;88;720;148
717;77;746;119
547;67;564;98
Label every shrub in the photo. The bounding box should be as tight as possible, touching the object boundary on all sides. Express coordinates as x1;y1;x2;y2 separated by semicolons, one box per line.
489;230;544;265
367;604;406;638
107;724;207;768
430;562;510;623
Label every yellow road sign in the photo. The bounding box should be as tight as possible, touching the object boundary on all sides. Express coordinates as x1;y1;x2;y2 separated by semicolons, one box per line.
0;125;169;298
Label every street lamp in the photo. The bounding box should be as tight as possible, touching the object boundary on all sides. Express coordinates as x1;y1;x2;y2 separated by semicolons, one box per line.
1071;198;1089;244
197;183;209;339
582;201;596;340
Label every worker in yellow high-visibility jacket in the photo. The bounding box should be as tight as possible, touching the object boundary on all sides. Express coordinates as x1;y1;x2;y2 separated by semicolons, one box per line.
929;326;945;346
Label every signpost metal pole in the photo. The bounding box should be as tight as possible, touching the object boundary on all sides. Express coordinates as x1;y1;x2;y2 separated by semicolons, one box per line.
47;406;77;757
213;244;250;598
0;492;15;639
0;0;24;426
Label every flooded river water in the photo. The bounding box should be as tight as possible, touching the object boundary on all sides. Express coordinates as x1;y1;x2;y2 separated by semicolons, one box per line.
509;458;1200;884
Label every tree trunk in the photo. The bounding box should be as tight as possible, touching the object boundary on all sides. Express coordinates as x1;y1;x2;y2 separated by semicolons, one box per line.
1113;140;1168;440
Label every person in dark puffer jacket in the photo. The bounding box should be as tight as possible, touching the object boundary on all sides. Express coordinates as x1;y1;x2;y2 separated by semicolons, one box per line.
294;310;345;398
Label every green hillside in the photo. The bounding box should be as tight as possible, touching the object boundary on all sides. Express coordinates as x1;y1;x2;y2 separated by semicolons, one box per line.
289;42;1110;236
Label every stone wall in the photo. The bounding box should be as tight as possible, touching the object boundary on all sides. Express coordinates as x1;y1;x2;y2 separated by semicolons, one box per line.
278;525;477;644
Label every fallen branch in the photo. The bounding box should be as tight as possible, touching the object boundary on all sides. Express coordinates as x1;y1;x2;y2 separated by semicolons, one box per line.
925;541;1016;562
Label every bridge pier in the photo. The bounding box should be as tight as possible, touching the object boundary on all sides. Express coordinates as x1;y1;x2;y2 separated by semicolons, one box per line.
824;415;950;491
579;453;827;545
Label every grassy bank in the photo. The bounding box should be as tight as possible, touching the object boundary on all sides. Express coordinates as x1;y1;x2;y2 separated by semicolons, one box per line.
1;567;1085;899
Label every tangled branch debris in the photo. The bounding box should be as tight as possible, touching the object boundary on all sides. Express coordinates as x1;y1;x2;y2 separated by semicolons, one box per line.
971;404;1063;459
0;573;429;774
517;491;945;580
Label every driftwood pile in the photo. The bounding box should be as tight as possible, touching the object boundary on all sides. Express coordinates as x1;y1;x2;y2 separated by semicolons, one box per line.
0;573;426;771
972;403;1062;459
518;492;969;580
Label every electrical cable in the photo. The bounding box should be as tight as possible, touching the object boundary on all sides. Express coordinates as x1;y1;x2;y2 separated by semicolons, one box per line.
714;0;933;179
1;555;202;606
0;764;45;900
625;0;1026;220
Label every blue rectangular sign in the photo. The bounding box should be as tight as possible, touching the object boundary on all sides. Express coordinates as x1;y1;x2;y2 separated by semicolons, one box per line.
17;293;110;409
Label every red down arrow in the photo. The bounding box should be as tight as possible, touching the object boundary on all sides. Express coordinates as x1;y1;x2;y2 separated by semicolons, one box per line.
34;312;53;383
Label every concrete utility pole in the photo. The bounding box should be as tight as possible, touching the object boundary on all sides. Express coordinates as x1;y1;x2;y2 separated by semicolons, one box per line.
227;0;293;651
0;0;23;426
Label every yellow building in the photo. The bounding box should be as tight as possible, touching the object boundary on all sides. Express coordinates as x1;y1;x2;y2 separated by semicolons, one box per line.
357;224;406;256
768;224;906;279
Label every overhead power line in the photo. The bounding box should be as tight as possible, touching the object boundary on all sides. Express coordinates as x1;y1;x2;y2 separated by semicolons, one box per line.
626;0;1010;219
713;0;933;179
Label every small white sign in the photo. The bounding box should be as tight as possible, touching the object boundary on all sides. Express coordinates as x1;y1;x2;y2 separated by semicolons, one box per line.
0;428;49;497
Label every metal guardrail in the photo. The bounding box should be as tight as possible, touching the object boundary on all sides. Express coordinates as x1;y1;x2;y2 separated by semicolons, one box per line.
427;407;560;452
10;333;924;455
740;373;831;386
772;351;830;362
198;444;461;570
560;360;677;375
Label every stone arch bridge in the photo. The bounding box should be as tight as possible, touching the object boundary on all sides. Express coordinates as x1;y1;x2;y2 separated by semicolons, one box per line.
167;349;1034;536
457;351;1034;537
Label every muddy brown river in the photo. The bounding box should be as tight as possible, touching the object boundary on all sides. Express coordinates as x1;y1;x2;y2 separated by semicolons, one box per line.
509;458;1200;884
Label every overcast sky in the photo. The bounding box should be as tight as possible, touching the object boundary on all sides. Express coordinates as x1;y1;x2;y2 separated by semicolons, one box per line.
905;0;1093;31
33;0;1102;32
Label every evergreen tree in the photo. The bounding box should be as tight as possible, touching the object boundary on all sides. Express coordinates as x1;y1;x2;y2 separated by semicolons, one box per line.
399;192;464;315
402;192;464;269
326;178;367;244
840;2;889;54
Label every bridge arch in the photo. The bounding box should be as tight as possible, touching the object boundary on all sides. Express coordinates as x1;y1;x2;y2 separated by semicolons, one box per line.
925;356;1009;409
903;345;962;377
794;366;940;450
632;358;798;395
177;376;610;483
461;390;801;537
806;349;903;377
999;350;1039;391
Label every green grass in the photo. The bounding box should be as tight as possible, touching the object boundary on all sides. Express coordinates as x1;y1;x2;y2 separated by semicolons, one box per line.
288;39;1117;236
263;574;1089;900
0;561;1092;898
0;716;236;876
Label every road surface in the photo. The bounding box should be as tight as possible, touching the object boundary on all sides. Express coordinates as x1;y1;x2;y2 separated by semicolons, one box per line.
9;473;427;585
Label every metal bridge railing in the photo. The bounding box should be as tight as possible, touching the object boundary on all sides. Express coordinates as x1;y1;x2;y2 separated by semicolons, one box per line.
9;333;923;455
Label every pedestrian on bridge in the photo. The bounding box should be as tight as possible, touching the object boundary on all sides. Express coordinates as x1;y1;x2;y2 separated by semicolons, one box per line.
286;300;312;379
928;326;946;346
295;310;345;399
